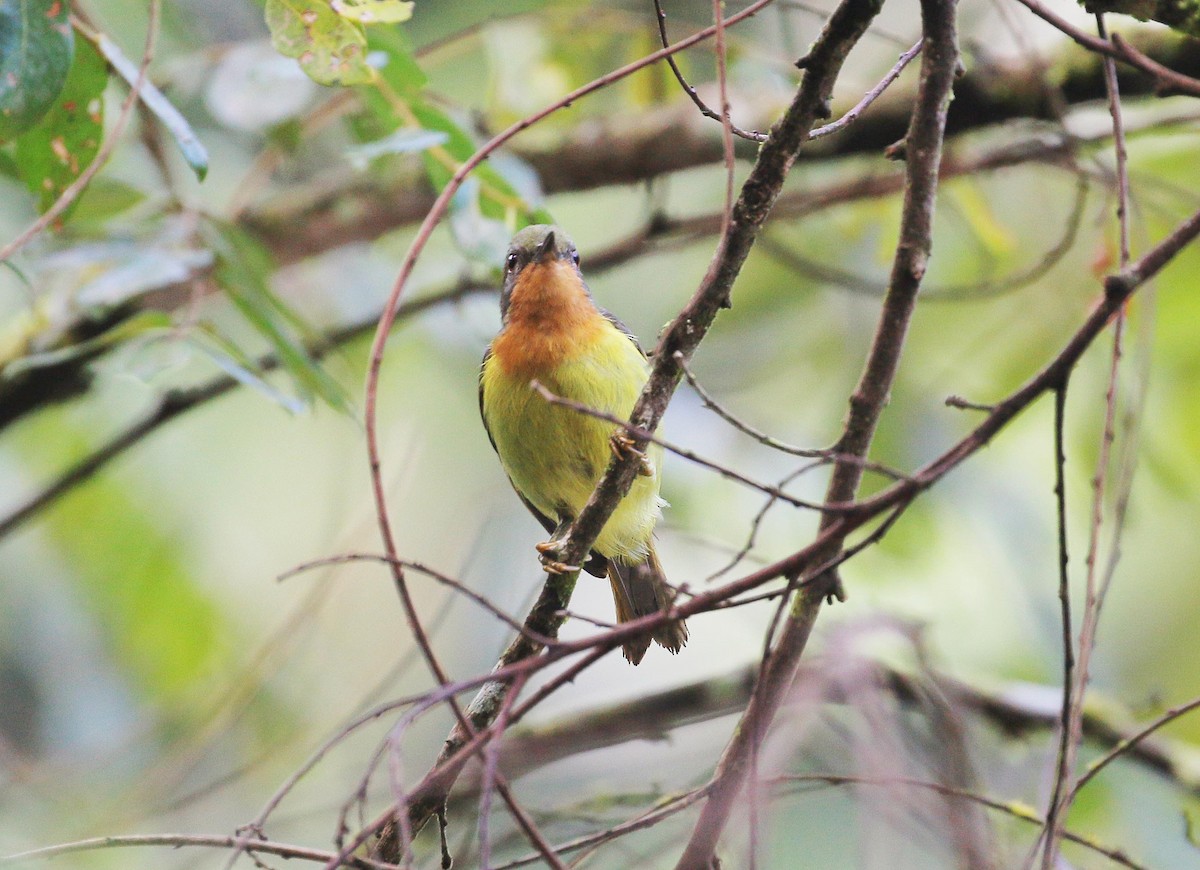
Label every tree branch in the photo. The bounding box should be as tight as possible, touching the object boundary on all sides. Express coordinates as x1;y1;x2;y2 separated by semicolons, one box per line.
451;666;1200;800
675;0;958;863
1082;0;1200;37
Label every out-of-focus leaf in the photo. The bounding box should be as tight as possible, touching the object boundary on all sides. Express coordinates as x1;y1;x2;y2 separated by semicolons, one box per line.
265;0;375;87
331;0;414;24
70;244;213;311
93;32;209;180
344;126;447;169
449;177;511;266
406;98;552;223
67;176;145;225
187;325;307;414
204;41;317;132
1;310;172;380
0;0;73;141
355;28;548;225
945;181;1016;256
204;219;352;415
25;223;212;351
266;117;304;152
366;24;425;95
485;18;571;117
0;147;18;177
625;27;671;109
490;151;545;211
13;33;105;214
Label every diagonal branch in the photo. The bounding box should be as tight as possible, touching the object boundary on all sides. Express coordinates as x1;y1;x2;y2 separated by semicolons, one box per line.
675;0;959;863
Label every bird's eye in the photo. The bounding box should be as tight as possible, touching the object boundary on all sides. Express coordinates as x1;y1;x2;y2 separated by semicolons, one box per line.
571;249;580;267
505;252;519;272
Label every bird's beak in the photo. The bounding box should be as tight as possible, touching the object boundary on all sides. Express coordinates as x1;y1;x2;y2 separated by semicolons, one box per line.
534;230;557;264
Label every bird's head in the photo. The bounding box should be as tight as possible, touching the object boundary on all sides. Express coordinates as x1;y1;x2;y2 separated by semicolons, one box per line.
500;225;584;321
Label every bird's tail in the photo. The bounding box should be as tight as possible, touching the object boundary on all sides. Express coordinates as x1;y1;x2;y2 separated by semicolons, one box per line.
607;543;688;665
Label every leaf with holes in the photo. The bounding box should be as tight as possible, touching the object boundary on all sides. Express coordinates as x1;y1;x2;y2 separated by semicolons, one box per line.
0;0;74;141
265;0;374;87
331;0;414;24
13;32;106;214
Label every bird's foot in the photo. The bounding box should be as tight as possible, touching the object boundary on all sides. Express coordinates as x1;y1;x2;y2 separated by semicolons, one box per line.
610;431;654;477
536;540;580;575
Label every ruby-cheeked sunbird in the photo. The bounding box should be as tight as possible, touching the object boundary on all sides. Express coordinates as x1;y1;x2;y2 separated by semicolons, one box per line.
479;225;688;665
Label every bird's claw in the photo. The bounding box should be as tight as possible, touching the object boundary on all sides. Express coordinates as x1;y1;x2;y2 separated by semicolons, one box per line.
536;540;580;574
541;557;582;575
610;431;654;477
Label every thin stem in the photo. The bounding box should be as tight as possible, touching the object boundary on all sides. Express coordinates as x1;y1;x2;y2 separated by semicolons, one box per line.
1041;17;1133;864
653;0;768;142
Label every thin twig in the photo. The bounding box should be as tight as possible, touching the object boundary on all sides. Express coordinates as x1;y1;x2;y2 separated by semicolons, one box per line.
771;775;1147;869
279;554;552;643
675;352;908;478
0;833;399;869
1038;385;1074;869
1072;694;1200;796
1042;18;1134;865
496;787;714;870
808;39;923;140
529;380;834;512
713;0;738;248
704;462;815;582
653;0;768;142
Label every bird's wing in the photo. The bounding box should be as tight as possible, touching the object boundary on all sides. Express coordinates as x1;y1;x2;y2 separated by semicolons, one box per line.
598;308;648;358
479;344;608;578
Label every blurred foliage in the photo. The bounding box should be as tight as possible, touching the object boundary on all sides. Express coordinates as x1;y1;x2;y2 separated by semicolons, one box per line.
0;0;74;141
1;0;1200;868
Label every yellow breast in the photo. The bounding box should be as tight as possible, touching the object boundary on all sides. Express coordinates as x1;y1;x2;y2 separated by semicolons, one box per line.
481;291;664;561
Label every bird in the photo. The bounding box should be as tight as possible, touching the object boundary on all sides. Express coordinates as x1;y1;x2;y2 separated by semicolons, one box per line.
479;224;688;665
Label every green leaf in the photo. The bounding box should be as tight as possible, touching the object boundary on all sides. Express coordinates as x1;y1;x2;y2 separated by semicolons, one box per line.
68;175;145;225
203;219;353;415
265;0;375;87
13;31;105;214
0;0;73;142
406;98;548;222
187;325;307;415
366;23;425;95
0;146;18;177
92;32;209;180
331;0;414;24
945;181;1016;256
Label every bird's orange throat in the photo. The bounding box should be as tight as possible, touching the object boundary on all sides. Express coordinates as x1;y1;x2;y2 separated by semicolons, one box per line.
492;260;606;378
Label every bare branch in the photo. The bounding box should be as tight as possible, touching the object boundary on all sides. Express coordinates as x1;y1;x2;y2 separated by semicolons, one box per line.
675;0;959;862
0;833;399;869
